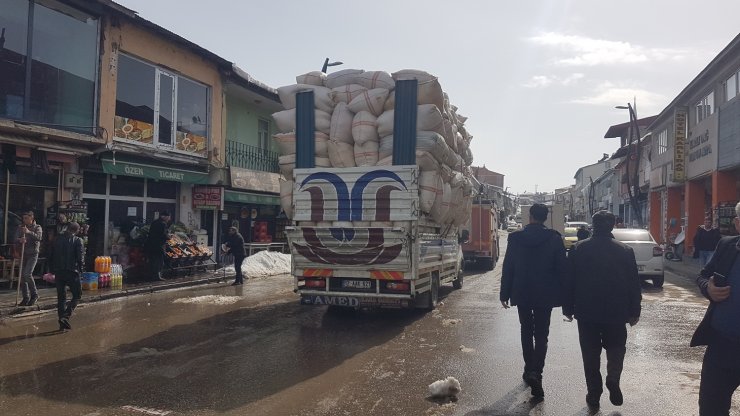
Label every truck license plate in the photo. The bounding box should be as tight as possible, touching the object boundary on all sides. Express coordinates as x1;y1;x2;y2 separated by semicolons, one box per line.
342;279;371;289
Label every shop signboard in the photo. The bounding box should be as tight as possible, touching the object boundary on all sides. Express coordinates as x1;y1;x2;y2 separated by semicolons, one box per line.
672;108;687;182
230;167;280;194
101;157;209;184
224;190;280;206
192;186;224;210
687;115;718;179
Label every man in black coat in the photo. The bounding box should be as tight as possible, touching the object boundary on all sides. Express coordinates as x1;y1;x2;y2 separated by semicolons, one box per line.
223;226;247;285
691;202;740;415
145;211;171;281
501;203;568;399
576;225;591;241
50;222;85;331
564;210;641;410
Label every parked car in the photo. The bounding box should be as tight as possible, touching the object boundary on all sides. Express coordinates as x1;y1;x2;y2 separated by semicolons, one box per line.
565;221;590;229
563;227;579;250
506;221;521;232
612;229;665;288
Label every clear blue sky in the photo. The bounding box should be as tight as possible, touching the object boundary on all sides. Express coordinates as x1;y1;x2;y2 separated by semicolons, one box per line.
117;0;740;194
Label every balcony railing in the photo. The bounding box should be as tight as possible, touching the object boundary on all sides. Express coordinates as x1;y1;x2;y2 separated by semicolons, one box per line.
226;140;279;173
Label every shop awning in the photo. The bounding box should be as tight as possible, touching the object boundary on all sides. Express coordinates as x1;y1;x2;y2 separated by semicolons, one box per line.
224;190;279;205
100;156;209;184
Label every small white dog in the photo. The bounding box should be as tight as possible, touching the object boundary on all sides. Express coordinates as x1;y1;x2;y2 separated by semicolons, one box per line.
428;376;462;399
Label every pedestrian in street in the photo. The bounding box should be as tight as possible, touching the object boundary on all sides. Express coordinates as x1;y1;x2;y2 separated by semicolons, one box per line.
564;210;641;410
576;225;591;241
500;203;568;399
49;222;84;331
693;217;722;269
15;210;42;306
145;211;171;281
222;226;246;285
691;202;740;415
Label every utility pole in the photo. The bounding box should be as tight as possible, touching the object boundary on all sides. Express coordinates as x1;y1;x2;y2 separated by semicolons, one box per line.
616;103;644;228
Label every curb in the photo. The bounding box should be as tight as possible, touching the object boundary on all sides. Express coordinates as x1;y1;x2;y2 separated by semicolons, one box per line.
0;272;233;319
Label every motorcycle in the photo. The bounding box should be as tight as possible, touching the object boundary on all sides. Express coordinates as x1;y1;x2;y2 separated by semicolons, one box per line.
664;226;685;261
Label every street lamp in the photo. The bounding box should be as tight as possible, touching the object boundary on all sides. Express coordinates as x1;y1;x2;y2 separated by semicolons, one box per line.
615;103;643;227
321;58;343;73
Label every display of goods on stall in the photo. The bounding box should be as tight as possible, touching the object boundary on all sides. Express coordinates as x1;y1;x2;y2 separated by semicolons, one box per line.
81;272;98;290
94;256;111;273
165;233;213;266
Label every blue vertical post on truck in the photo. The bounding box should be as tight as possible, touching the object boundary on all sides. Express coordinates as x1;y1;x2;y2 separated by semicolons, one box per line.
286;79;466;310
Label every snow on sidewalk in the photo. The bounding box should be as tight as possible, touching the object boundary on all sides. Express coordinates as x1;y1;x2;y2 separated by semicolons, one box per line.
216;251;292;278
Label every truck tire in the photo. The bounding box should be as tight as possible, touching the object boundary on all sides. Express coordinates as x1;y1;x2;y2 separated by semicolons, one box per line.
453;271;464;289
416;273;440;310
653;275;664;288
483;257;495;271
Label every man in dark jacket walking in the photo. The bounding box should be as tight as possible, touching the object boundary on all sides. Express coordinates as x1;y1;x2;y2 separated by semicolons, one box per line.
50;222;84;331
501;203;568;399
691;202;740;415
223;226;247;285
564;210;641;410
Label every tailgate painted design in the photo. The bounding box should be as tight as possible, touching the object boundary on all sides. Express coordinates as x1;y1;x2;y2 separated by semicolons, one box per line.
293;166;418;223
288;227;409;268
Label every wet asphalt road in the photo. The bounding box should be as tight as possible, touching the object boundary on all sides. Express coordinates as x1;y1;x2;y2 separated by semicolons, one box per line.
0;232;737;416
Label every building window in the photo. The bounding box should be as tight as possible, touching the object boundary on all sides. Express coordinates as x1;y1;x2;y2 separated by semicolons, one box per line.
695;91;714;123
726;70;738;102
0;0;98;133
657;128;668;155
114;53;209;157
257;118;270;150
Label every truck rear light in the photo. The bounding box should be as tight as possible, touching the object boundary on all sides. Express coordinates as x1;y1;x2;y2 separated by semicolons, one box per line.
653;246;663;256
304;279;326;288
386;281;410;292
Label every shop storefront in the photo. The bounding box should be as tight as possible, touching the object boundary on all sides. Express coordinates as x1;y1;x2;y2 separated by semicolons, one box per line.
223;167;285;246
0;144;84;269
81;154;211;269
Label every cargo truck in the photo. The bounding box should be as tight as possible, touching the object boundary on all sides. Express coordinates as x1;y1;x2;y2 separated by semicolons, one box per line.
283;77;470;310
461;200;500;270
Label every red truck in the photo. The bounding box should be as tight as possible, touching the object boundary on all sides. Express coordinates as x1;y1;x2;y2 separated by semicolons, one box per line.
461;200;500;270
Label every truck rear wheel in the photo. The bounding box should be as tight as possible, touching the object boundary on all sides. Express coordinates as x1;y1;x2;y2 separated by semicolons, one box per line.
416;273;440;310
453;272;463;289
482;257;495;271
453;260;464;289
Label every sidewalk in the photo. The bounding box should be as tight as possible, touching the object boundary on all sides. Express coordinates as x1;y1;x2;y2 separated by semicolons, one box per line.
664;255;702;282
0;268;236;318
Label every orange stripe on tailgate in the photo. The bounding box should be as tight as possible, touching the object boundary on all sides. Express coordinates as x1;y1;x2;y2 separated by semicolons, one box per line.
370;271;404;280
303;269;333;277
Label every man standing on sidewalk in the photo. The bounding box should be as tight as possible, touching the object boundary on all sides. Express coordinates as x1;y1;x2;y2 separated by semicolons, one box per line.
145;211;171;281
693;217;722;268
691;202;740;415
564;210;641;410
501;203;568;399
15;210;42;306
50;222;84;331
222;227;246;286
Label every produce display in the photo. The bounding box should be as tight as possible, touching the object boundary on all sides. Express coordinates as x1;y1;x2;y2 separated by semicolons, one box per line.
165;233;213;264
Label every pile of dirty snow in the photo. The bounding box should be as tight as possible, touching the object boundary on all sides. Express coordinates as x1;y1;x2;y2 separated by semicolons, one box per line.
173;295;242;305
217;250;291;278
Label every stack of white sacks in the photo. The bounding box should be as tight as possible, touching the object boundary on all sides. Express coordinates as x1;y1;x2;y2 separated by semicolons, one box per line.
273;69;474;226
